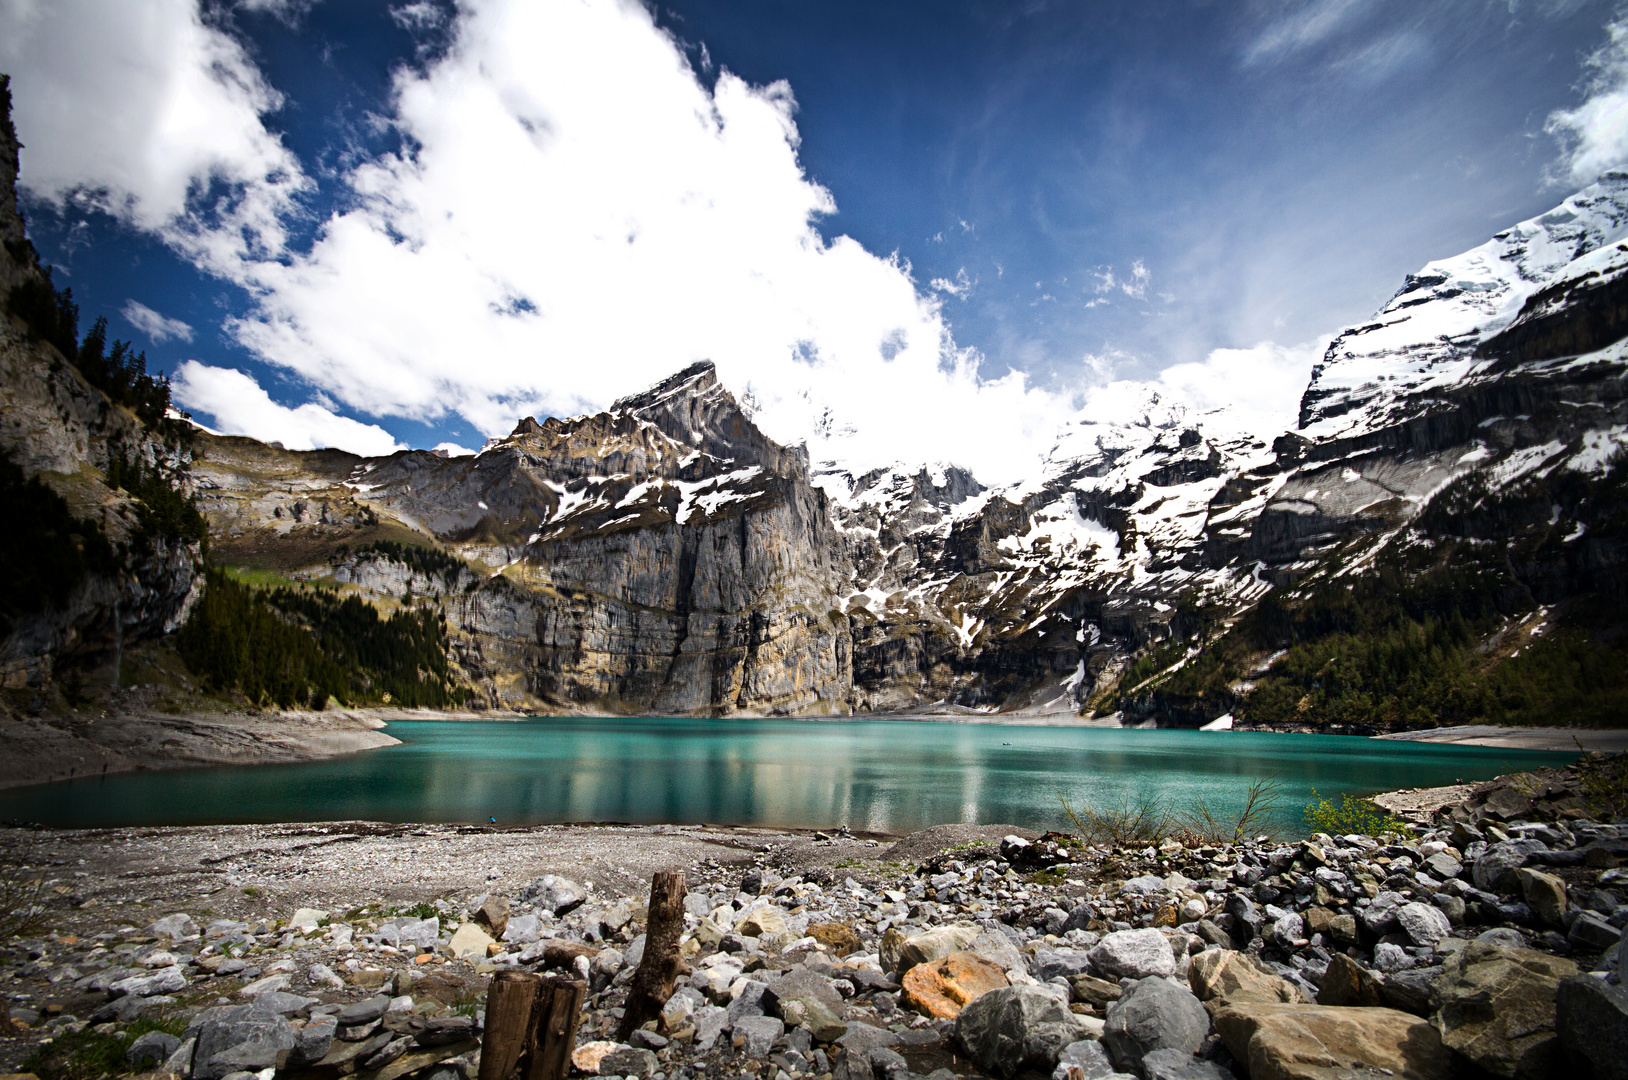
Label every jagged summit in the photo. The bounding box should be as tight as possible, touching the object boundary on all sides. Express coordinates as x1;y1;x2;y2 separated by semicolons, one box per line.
1300;172;1628;441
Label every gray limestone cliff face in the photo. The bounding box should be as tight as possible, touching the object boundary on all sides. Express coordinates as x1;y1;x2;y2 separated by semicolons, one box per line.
0;75;203;688
193;364;855;715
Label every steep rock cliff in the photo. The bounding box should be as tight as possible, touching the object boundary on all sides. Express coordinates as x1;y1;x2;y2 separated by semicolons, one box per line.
193;362;854;715
0;76;203;689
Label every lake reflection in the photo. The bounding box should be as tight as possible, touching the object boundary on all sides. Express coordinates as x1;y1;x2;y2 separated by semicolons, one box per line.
3;718;1573;834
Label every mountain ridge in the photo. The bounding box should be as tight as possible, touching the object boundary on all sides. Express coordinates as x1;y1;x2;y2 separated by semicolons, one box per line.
2;67;1625;725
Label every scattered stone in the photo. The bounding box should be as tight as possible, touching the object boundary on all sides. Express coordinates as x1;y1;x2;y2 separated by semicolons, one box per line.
1187;950;1301;1010
1101;977;1208;1077
447;922;496;960
520;874;587;916
1089;928;1175;981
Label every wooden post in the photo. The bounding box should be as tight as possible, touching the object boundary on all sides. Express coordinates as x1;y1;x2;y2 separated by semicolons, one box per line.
526;976;587;1080
479;971;541;1080
615;870;686;1041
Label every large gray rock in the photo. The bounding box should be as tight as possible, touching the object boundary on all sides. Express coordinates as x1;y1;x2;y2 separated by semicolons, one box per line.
1088;929;1175;981
110;966;188;998
1395;902;1452;947
1569;911;1621;952
693;1004;729;1051
1034;950;1092;983
289;1015;337;1066
376;916;439;951
1555;975;1628;1080
970;930;1028;974
766;968;847;1041
127;1031;181;1069
1101;977;1209;1077
1473;840;1548;893
1432;941;1578;1078
733;1015;784;1056
956;985;1091;1079
1360;891;1407;935
1421;852;1464;881
188;1002;299;1080
598;1046;658;1079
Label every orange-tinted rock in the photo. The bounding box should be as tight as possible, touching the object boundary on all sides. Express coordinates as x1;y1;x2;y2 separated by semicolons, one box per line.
900;950;1009;1019
809;922;863;957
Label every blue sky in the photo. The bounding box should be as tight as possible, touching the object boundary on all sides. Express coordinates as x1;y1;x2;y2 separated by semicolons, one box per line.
2;0;1625;480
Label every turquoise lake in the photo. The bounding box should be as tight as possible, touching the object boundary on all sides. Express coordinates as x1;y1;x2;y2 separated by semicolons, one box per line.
0;719;1575;835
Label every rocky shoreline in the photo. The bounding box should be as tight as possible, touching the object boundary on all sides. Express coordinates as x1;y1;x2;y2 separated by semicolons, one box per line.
1;756;1625;1080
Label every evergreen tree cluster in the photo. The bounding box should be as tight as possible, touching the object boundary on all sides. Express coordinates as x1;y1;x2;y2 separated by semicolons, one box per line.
176;569;467;710
5;271;187;441
105;449;210;552
1121;454;1628;729
0;451;115;639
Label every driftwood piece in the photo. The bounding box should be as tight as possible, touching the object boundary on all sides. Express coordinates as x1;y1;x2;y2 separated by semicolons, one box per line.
478;971;541;1080
615;870;687;1041
527;976;586;1080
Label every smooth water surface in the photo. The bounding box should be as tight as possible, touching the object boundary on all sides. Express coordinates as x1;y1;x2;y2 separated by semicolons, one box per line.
2;718;1575;835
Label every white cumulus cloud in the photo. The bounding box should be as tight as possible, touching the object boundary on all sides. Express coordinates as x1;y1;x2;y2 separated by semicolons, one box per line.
121;300;193;344
1548;15;1628;186
208;0;1076;483
0;0;310;278
1078;338;1327;443
173;362;406;456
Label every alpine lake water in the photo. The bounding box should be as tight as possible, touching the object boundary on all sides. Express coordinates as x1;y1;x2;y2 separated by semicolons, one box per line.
1;718;1578;836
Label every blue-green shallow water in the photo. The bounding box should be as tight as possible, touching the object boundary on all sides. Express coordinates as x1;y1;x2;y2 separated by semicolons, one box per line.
0;719;1576;835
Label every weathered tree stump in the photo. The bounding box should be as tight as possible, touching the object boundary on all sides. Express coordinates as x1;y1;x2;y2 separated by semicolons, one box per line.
615;869;686;1041
528;976;586;1080
479;971;541;1080
478;970;587;1080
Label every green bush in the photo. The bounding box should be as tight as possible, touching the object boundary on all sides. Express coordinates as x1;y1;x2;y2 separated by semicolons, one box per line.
1303;790;1408;837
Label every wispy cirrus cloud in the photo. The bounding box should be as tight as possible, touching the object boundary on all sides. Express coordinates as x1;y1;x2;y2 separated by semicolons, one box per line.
121;300;193;344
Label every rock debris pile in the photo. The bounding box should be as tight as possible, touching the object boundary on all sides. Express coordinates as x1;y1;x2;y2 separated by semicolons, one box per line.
3;792;1627;1080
